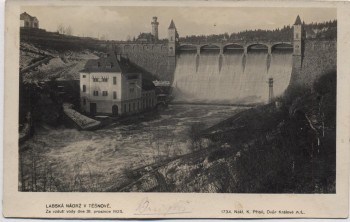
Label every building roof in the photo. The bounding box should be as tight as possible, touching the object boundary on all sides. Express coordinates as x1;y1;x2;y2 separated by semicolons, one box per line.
20;12;38;21
294;15;302;25
81;53;122;72
168;19;176;29
81;52;140;73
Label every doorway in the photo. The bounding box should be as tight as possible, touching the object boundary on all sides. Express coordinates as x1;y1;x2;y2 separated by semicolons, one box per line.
90;103;97;116
112;105;118;117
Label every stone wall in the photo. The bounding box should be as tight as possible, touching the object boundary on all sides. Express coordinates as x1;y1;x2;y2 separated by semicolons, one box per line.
292;40;337;86
114;43;175;81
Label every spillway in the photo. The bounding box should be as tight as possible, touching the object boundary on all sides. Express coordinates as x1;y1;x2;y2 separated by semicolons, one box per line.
172;47;293;104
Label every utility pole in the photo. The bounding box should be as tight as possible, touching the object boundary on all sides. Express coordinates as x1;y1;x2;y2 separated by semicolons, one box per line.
268;77;274;103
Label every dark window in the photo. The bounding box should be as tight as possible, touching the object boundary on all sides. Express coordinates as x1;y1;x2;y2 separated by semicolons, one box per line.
124;104;127;113
93;91;99;96
113;77;117;85
82;85;86;92
82;75;86;78
102;77;108;82
83;99;86;105
133;103;135;111
110;62;114;68
97;62;101;67
93;77;99;82
129;104;131;112
113;91;117;99
102;91;108;96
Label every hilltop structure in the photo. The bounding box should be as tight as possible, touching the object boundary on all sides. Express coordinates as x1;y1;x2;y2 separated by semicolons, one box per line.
20;12;39;29
80;52;156;116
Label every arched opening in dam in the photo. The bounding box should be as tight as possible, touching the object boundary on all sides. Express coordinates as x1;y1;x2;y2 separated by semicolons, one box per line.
172;42;293;104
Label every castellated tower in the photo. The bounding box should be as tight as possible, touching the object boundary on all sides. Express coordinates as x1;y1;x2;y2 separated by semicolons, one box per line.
151;16;159;41
293;15;304;69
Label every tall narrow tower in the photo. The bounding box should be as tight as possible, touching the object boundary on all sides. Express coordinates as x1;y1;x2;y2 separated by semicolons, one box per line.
167;19;178;81
168;19;177;56
293;15;304;69
151;16;159;41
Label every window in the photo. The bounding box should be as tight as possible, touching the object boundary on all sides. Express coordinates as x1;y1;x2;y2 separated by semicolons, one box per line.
102;91;108;96
83;99;86;105
93;77;99;82
97;62;101;67
133;103;135;111
110;62;114;68
82;85;86;92
129;104;131;112
82;75;86;78
124;104;127;113
113;91;117;99
102;77;108;82
93;91;99;96
296;33;299;39
130;88;135;93
137;102;139;110
113;77;117;85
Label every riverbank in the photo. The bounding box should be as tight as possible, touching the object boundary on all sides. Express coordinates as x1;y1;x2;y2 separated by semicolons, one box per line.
117;71;336;193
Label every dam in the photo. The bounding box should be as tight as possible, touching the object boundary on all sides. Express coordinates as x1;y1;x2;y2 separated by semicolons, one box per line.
114;16;337;105
172;42;294;104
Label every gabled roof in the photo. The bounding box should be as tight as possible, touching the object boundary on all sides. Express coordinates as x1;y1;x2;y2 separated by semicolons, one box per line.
81;53;122;73
168;19;176;29
20;12;38;21
294;15;302;25
81;53;140;74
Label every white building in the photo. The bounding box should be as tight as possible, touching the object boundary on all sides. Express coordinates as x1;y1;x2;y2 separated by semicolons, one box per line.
20;12;39;28
80;53;156;116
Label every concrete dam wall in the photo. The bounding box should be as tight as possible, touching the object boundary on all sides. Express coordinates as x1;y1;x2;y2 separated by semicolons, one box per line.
172;45;293;104
292;40;337;86
114;43;175;81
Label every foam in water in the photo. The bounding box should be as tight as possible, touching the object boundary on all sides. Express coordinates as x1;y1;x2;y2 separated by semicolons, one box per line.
173;50;293;104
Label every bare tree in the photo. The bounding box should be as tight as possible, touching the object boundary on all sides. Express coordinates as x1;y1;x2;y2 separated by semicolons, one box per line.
57;24;65;34
65;25;73;35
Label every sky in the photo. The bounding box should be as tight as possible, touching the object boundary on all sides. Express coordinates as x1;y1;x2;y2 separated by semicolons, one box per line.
21;6;336;40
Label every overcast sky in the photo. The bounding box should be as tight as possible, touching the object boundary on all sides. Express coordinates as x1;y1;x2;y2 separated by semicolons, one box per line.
21;6;336;40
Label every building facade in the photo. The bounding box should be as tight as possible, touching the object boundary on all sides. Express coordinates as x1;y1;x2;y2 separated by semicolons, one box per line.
80;53;156;116
20;12;39;28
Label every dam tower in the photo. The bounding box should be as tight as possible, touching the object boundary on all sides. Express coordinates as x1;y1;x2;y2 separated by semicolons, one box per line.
151;16;159;41
167;19;178;80
293;15;304;69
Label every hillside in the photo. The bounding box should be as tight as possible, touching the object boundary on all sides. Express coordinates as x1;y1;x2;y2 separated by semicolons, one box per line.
20;41;101;82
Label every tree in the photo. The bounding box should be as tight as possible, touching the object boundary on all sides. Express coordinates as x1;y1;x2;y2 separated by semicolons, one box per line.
57;24;65;34
65;25;73;35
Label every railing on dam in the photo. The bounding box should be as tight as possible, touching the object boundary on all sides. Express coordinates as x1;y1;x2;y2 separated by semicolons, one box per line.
178;41;293;55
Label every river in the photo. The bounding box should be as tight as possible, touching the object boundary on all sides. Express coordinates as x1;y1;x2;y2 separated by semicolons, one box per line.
20;104;246;191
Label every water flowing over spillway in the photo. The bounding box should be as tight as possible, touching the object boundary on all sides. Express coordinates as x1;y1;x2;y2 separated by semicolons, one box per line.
172;50;293;104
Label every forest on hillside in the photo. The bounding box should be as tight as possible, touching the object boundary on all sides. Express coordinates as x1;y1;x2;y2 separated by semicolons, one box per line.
178;20;337;43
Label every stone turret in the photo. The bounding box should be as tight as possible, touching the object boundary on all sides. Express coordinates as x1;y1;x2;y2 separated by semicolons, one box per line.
167;19;178;81
293;15;304;70
293;15;303;56
168;19;177;56
151;16;159;41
